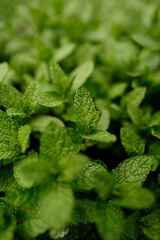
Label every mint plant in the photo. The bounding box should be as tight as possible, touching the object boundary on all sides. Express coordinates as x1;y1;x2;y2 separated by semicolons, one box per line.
0;0;160;240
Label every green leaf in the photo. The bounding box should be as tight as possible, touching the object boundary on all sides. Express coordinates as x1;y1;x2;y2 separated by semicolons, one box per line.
72;199;96;224
152;126;160;139
39;185;74;229
14;155;50;189
18;125;31;153
140;208;160;240
112;156;154;186
83;130;117;143
70;61;94;91
50;61;68;94
112;184;155;209
0;142;19;162
109;82;127;100
23;81;39;115
122;87;146;107
16;217;48;239
74;86;100;135
120;127;145;156
95;200;124;240
0;165;14;191
54;42;76;62
30;115;64;132
40;122;78;164
0;62;8;83
1;84;23;111
72;161;107;192
95;99;110;131
7;108;28;119
0;110;20;162
39;92;63;107
94;171;115;200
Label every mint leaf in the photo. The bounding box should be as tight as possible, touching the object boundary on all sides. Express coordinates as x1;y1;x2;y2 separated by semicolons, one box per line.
0;62;8;83
0;110;20;162
14;155;50;189
39;185;74;229
72;199;95;224
122;87;146;107
50;61;68;94
140;208;160;240
23;81;39;115
83;130;117;143
95;200;124;240
1;84;23;111
74;86;100;135
112;156;154;186
120;127;145;156
112;184;155;209
18;125;31;153
0;165;14;191
30;115;64;132
72;161;107;192
54;42;75;62
70;61;94;91
38;92;63;107
40;122;78;164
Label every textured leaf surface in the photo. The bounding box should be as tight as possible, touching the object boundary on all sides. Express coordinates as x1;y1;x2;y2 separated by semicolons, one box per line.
120;127;145;156
18;125;31;153
74;86;100;135
112;156;154;186
1;84;23;111
50;62;68;94
39;92;63;107
23;81;39;115
40;123;78;164
72;161;107;192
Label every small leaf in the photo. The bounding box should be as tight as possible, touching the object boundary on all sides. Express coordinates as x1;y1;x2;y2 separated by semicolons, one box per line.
70;61;94;91
83;130;117;143
120;127;145;156
74;86;100;135
18;125;31;153
50;62;68;94
0;165;14;191
54;42;75;62
23;81;39;115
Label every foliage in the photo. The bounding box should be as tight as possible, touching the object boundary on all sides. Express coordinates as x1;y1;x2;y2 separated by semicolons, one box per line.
0;0;160;239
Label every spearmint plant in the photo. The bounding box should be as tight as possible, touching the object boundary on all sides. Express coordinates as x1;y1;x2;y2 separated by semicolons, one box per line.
0;0;160;239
